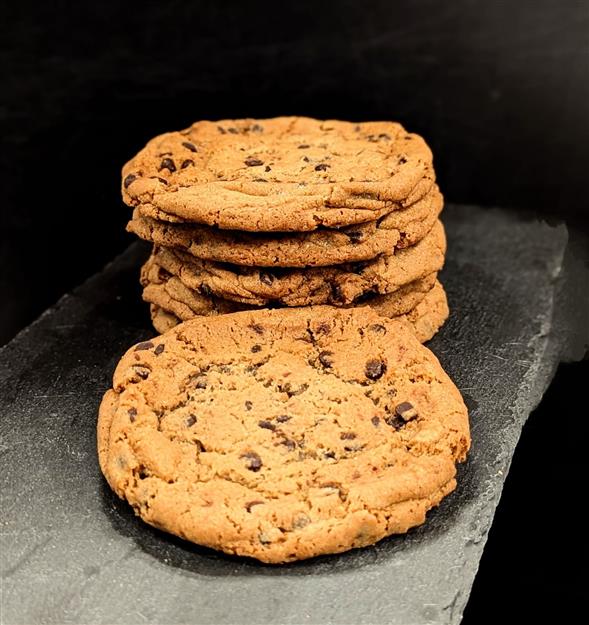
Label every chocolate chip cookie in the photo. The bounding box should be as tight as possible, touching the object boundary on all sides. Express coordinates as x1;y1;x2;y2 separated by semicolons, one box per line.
98;306;469;563
122;117;435;232
142;220;445;307
127;186;442;267
144;268;448;344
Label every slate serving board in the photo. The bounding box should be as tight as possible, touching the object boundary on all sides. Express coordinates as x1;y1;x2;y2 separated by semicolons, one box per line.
0;204;580;625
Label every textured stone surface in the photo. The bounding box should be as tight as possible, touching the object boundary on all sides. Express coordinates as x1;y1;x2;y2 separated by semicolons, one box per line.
0;205;577;624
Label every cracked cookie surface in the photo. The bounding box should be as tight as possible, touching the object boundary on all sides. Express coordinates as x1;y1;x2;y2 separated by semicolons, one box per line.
121;117;435;231
98;307;468;563
127;186;442;267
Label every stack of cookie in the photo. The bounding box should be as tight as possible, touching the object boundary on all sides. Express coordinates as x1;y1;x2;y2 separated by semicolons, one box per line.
123;117;448;342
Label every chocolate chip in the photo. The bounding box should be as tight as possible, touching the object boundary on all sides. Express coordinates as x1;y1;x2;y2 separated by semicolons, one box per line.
371;416;380;427
365;359;386;380
245;157;264;167
258;420;276;431
384;413;404;430
340;432;357;440
245;500;264;512
194;439;206;452
398;156;408;165
154;344;165;356
123;173;137;189
189;374;207;389
253;178;267;182
395;401;418;421
133;366;150;380
250;323;264;335
159;158;176;173
314;163;329;171
198;284;213;297
241;451;263;472
330;283;345;303
134;341;154;351
298;144;310;149
182;141;197;152
279;382;308;397
318;351;334;368
156;177;168;185
323;450;336;459
316;321;331;334
251;344;262;353
276;414;291;423
217;126;226;134
302;156;310;162
251;124;264;133
378;133;391;140
346;230;364;244
344;444;364;452
185;414;197;427
227;127;239;134
181;159;194;169
265;165;271;172
128;407;137;422
259;272;274;286
369;323;387;334
245;400;253;411
278;437;296;451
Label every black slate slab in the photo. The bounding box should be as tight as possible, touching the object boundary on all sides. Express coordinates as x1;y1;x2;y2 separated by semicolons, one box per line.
0;205;580;625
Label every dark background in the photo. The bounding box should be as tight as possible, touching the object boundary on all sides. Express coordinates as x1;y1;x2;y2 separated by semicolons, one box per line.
1;1;587;623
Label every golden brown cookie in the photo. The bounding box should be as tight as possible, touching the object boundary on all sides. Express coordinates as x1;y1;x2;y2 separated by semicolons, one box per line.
142;220;445;307
127;186;442;267
98;306;469;563
145;277;448;344
122;117;435;232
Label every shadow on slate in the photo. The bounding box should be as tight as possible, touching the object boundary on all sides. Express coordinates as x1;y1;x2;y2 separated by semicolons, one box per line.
0;204;581;625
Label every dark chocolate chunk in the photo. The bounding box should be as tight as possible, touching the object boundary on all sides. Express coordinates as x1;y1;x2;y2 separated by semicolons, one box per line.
128;407;137;422
276;414;291;423
227;127;239;134
398;156;408;165
297;144;310;149
154;344;165;356
346;230;364;244
134;341;154;351
217;126;226;134
258;420;276;431
395;401;418;421
181;159;194;169
240;451;263;472
133;366;150;380
323;450;336;459
302;156;310;162
245;157;264;167
371;416;380;427
189;374;207;389
259;272;274;286
279;382;309;397
385;413;404;430
340;432;357;440
185;415;197;427
159;158;176;173
365;359;386;380
318;351;334;368
244;400;253;411
264;165;271;172
198;284;213;297
278;437;296;451
123;173;137;189
251;344;262;353
182;141;197;152
251;124;264;133
314;163;329;171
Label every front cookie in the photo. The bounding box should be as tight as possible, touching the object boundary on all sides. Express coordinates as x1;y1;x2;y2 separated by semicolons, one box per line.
98;307;469;562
